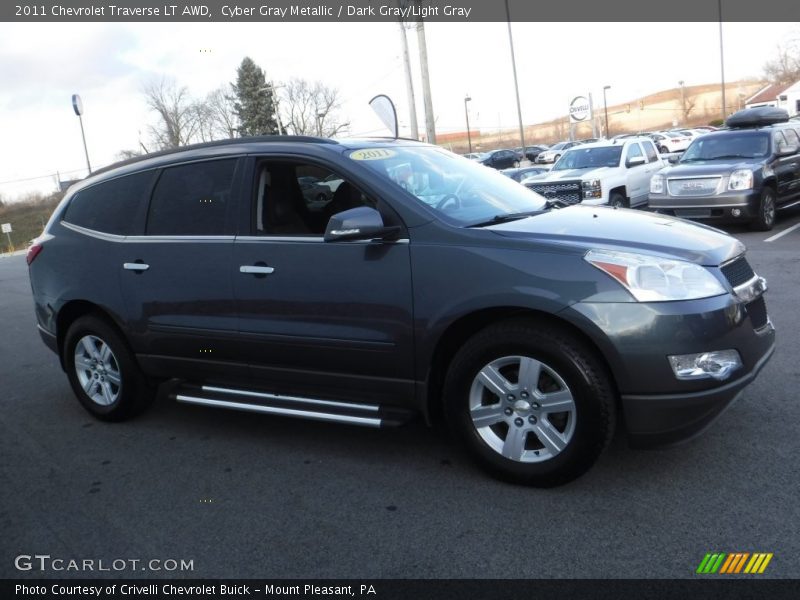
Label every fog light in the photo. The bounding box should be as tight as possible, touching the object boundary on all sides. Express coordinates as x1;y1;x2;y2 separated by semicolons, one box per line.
731;208;742;217
668;350;742;381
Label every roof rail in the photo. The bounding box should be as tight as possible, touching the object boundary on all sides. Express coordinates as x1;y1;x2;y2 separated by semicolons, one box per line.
91;135;338;177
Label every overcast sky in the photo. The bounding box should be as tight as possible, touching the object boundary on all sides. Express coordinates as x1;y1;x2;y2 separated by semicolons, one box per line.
0;21;796;199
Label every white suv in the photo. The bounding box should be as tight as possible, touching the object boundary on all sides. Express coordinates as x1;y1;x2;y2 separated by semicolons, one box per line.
524;137;666;208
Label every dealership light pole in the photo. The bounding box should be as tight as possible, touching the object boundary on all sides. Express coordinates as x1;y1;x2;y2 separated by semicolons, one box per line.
678;80;685;124
718;0;727;120
602;85;611;138
71;94;91;174
464;95;473;153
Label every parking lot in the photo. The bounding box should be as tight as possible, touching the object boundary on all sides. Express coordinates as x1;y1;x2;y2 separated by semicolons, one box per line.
1;206;799;580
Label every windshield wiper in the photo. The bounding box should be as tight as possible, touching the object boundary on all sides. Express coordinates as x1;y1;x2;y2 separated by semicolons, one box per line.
467;210;542;228
707;154;752;160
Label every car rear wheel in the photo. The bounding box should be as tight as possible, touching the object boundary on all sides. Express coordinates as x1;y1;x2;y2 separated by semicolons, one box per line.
513;160;520;168
659;146;669;154
751;187;776;231
443;319;616;487
64;315;156;421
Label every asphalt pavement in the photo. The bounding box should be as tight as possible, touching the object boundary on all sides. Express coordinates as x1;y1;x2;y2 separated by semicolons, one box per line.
1;209;799;580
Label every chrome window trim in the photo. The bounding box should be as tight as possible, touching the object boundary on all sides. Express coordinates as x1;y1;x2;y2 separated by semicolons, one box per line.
61;221;234;243
235;236;409;244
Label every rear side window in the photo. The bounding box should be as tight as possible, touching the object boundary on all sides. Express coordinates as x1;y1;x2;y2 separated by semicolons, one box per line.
146;159;237;236
643;141;658;162
62;171;152;235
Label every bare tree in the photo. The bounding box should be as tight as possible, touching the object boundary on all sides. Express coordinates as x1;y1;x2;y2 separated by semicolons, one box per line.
763;33;800;84
281;78;349;137
143;78;200;149
195;86;239;142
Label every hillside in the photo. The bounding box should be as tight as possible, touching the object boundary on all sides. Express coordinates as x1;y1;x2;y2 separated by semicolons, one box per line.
0;194;62;253
447;80;766;153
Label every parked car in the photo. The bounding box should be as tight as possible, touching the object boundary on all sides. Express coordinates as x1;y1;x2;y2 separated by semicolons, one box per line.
28;135;774;487
649;106;800;230
478;149;520;169
299;179;331;209
514;145;549;162
536;141;581;164
501;166;551;182
650;132;692;154
525;137;665;208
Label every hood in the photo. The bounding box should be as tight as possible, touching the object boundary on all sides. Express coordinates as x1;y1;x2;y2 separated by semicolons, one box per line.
663;159;762;177
532;167;612;182
488;205;744;266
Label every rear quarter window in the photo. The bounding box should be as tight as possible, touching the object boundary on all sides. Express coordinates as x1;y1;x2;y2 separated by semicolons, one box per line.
62;171;153;235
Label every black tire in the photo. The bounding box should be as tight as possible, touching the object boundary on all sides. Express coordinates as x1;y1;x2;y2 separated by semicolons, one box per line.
64;315;155;421
513;160;520;168
443;319;616;487
750;187;776;231
659;146;669;154
609;192;628;208
553;154;561;163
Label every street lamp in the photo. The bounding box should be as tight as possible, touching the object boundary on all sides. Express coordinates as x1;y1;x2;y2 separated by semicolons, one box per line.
602;86;611;138
71;94;91;174
678;80;685;124
464;95;472;154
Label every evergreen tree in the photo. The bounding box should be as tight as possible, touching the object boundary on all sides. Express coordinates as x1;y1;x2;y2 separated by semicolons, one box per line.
232;57;278;136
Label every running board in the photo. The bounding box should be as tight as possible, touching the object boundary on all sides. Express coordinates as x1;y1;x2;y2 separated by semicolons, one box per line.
171;384;415;428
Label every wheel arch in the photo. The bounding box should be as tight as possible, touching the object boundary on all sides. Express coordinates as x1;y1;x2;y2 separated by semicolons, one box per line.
424;307;619;427
55;300;129;370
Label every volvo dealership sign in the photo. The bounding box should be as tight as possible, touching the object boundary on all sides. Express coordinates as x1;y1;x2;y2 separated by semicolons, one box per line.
569;95;591;123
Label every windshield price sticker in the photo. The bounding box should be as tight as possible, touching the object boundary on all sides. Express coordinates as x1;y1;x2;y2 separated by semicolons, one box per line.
350;149;397;161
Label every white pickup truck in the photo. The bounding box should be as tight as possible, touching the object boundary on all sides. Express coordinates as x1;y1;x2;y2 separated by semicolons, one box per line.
523;137;666;208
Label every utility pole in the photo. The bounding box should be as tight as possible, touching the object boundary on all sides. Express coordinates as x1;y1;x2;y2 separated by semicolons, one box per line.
505;0;525;152
397;19;419;140
464;95;472;153
678;80;685;124
416;16;436;144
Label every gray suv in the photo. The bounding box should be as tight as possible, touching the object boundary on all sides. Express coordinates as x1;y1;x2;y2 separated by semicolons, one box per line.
28;136;775;487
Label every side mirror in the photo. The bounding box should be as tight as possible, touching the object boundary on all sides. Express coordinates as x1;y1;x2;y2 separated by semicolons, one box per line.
626;155;646;168
324;206;399;243
667;154;681;164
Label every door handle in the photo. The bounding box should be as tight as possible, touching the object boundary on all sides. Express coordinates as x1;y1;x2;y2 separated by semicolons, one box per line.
123;262;149;272
240;265;275;275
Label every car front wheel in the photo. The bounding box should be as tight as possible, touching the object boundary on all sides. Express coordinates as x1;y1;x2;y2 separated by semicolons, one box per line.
64;315;156;421
751;187;776;231
443;319;616;487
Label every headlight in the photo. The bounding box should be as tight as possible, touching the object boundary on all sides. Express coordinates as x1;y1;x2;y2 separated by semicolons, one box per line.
584;249;726;301
650;173;665;194
582;179;602;199
728;169;753;191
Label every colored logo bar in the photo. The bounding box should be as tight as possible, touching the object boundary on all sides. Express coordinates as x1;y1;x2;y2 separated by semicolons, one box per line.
696;553;773;574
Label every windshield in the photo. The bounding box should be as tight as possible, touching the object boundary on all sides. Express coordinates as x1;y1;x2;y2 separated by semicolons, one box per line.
553;146;622;170
350;146;546;225
680;132;770;161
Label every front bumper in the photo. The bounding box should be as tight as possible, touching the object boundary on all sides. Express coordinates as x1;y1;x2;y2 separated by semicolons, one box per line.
622;339;774;447
563;291;776;448
648;189;760;222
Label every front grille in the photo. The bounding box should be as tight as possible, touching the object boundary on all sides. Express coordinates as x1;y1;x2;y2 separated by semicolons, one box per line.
527;181;582;205
746;296;768;329
721;256;755;288
666;177;722;197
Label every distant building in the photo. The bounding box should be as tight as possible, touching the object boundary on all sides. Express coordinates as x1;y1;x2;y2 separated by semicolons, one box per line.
745;81;800;115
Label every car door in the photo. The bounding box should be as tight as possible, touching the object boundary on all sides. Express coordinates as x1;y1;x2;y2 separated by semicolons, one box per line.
232;155;415;406
119;157;248;382
777;128;800;200
624;142;651;206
